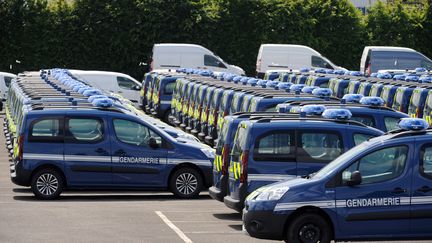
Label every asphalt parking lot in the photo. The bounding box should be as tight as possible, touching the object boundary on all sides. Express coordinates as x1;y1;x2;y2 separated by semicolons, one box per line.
0;114;430;243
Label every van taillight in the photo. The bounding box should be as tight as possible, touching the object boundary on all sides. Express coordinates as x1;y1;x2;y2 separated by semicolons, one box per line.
221;144;230;175
366;63;371;75
17;134;24;161
240;150;249;183
257;59;261;70
150;59;154;71
158;90;161;103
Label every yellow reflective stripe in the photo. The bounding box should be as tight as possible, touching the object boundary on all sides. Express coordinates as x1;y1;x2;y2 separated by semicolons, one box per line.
426;115;432;125
233;162;239;179
236;162;241;179
140;89;144;96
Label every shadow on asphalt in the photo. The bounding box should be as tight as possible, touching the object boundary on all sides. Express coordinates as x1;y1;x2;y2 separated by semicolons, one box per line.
12;191;211;202
212;212;242;220
228;224;243;231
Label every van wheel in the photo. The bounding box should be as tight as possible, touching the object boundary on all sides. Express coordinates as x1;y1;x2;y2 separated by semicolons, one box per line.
31;168;64;200
285;213;332;243
170;167;203;199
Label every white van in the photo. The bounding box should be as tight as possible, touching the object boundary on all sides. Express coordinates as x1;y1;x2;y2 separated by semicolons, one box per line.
0;71;17;100
151;43;245;75
256;44;345;78
360;46;432;75
69;70;142;103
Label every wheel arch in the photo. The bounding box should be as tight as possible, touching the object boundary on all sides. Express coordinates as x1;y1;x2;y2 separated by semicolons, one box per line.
167;163;206;190
283;206;335;240
31;163;67;187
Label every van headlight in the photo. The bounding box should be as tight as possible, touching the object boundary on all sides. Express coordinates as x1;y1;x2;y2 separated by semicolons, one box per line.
201;148;215;159
255;186;289;201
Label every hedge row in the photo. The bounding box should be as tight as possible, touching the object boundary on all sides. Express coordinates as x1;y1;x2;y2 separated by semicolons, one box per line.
0;0;431;79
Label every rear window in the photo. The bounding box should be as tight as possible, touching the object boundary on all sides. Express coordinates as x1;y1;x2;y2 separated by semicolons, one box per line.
384;117;400;131
351;115;375;128
29;118;63;142
4;76;14;87
232;125;248;156
298;132;343;163
216;120;230;153
410;89;422;108
230;93;242;114
354;133;374;146
254;132;294;161
164;82;175;95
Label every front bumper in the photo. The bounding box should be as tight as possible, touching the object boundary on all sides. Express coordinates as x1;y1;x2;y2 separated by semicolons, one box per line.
242;208;287;240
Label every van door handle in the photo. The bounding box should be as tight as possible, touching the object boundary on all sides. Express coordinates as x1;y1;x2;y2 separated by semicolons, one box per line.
392;187;407;194
417;186;432;193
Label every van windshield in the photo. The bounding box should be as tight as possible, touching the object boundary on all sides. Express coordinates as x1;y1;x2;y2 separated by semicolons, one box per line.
371;51;432;72
313;141;370;179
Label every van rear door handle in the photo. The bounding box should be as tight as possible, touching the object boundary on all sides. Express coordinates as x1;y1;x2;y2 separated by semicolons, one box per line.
392;187;407;194
417;186;432;193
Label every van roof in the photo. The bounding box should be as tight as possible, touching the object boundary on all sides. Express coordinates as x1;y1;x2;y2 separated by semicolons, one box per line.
364;46;416;52
259;44;321;54
154;43;213;54
69;70;135;78
0;71;17;77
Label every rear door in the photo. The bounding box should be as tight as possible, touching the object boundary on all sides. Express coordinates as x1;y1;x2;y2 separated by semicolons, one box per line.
296;128;344;176
410;142;432;236
109;117;168;187
63;115;112;185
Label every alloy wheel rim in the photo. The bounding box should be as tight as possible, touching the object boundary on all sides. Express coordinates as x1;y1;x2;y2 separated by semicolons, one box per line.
175;172;198;195
36;173;59;196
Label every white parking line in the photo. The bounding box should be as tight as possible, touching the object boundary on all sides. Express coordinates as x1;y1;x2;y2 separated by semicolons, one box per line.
155;211;193;243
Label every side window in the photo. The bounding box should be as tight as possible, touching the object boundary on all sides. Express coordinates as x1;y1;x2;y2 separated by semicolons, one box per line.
204;55;226;68
421;59;432;70
351;115;376;128
113;119;162;147
353;133;374;146
117;76;138;90
312;56;333;69
164;82;175;95
254;132;294;161
29;118;63;142
420;145;432;179
298;132;342;163
342;146;408;185
66;118;103;143
384;117;400;131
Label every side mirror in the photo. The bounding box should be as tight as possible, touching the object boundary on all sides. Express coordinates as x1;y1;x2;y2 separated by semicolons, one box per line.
134;85;141;91
147;137;159;149
347;171;362;186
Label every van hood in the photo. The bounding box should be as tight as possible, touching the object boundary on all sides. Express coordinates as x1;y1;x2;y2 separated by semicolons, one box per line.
228;65;245;75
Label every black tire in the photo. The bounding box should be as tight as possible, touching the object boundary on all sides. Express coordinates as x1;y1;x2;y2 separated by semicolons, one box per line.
169;167;203;199
31;168;64;200
286;213;332;243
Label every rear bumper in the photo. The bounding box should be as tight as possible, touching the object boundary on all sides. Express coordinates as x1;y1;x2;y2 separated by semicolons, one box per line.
10;160;31;187
209;173;228;202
